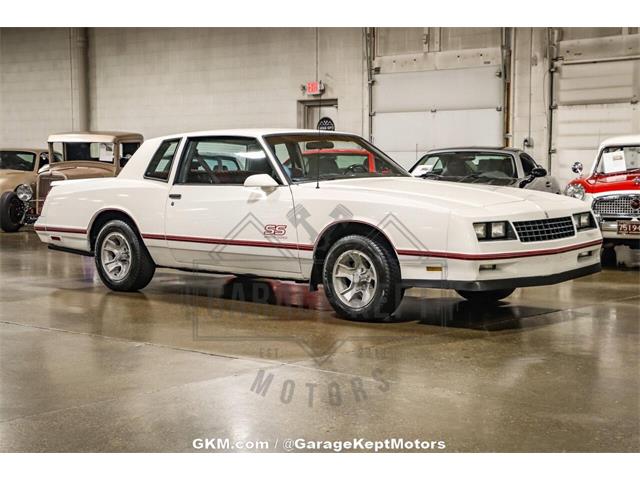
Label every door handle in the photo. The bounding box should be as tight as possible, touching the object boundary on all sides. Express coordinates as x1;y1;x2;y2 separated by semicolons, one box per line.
169;194;182;200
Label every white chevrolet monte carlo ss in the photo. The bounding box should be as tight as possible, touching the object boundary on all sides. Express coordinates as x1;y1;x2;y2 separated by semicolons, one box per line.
35;129;603;321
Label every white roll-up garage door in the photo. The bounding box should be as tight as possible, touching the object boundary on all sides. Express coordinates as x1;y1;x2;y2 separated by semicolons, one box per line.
551;58;640;187
372;66;504;169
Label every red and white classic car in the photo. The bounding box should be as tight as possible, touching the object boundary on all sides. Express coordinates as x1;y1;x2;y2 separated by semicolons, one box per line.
565;135;640;261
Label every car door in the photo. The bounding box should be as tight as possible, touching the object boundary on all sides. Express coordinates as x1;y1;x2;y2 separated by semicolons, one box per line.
164;136;301;277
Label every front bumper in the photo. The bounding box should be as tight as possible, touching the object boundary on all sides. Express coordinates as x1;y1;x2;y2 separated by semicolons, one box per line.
399;231;603;291
403;262;601;291
598;218;640;242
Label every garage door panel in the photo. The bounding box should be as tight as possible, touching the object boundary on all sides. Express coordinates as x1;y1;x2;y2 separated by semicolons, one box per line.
560;87;634;104
373;66;502;113
373;108;503;169
372;111;430;153
557;60;639;105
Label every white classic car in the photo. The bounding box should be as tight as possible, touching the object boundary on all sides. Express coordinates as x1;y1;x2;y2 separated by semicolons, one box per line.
35;129;603;321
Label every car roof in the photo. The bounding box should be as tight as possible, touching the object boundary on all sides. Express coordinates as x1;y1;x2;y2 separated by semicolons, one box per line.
47;131;144;143
0;147;48;153
599;135;640;148
148;128;358;142
426;146;521;154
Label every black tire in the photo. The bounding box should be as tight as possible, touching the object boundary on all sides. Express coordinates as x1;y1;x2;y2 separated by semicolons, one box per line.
322;234;403;321
600;246;616;267
0;191;25;233
94;219;155;292
455;288;515;303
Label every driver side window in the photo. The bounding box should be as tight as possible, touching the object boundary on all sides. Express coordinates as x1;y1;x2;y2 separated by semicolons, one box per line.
177;137;278;185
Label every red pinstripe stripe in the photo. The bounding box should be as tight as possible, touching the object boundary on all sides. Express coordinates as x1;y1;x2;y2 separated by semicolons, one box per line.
397;239;602;260
34;225;87;235
142;233;314;251
141;233;601;261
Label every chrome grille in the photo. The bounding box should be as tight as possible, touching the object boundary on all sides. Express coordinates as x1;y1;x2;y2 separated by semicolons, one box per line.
36;173;65;213
513;217;575;243
592;195;640;218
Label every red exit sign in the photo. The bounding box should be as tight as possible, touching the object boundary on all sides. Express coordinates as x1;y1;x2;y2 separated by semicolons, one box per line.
306;80;324;95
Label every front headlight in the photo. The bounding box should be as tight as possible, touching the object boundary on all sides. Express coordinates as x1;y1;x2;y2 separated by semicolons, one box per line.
474;221;515;241
15;184;33;202
564;183;586;200
573;212;596;230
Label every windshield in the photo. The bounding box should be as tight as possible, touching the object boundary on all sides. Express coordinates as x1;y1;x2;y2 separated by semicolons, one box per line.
595;145;640;174
264;134;408;182
0;151;36;171
412;152;516;179
57;142;116;163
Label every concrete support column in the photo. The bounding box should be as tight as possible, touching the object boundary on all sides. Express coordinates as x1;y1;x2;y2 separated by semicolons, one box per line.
68;27;89;132
511;27;551;167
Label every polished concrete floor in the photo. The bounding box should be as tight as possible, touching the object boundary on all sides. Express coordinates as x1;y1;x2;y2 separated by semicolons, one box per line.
0;230;638;452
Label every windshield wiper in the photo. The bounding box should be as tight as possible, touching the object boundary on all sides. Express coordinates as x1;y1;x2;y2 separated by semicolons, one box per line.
458;173;483;181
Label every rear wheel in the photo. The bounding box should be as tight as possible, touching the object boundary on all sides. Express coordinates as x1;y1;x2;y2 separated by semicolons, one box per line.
456;288;515;303
322;234;403;321
94;220;155;291
0;191;25;233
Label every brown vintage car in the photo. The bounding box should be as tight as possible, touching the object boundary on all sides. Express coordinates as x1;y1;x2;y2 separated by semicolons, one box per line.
37;131;144;212
0;148;51;232
0;131;143;233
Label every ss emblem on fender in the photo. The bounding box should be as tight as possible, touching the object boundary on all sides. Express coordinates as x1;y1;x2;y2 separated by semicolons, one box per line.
264;224;287;236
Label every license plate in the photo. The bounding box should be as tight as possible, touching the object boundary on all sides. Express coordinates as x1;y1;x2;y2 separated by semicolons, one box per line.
617;221;640;235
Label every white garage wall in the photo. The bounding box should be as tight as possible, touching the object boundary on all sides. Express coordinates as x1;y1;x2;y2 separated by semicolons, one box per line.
0;28;74;147
88;28;366;139
1;27;637;172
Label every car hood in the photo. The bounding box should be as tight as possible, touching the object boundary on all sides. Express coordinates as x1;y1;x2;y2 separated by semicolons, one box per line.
574;171;640;193
45;161;115;179
302;177;581;215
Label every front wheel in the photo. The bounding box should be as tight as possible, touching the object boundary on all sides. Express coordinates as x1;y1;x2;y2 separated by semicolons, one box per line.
456;288;515;303
94;220;156;291
0;191;26;233
322;234;403;321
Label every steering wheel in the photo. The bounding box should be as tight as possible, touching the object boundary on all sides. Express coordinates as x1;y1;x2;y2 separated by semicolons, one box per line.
343;164;368;175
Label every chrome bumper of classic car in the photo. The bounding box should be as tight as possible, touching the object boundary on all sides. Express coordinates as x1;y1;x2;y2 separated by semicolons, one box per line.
592;194;640;241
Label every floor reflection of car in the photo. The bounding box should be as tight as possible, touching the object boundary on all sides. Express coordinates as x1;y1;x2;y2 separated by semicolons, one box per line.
564;135;640;255
410;147;561;194
0;148;49;232
36;129;602;322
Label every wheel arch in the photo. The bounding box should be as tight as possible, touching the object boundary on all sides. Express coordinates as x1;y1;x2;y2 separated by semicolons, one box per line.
309;220;400;290
88;208;143;252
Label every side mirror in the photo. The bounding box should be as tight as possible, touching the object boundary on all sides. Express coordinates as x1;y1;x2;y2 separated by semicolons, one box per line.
411;165;432;177
530;167;547;178
243;174;278;189
571;162;584;175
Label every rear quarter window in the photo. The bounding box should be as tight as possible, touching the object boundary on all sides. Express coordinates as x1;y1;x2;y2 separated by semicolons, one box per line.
144;139;180;181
